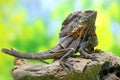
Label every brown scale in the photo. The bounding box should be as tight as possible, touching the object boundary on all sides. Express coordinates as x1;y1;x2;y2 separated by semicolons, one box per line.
69;27;86;39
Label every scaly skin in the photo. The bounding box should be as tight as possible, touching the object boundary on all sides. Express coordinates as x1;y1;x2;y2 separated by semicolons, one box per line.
1;10;98;71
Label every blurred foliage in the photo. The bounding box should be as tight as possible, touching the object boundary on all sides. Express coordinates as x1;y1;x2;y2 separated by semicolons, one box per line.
0;0;120;80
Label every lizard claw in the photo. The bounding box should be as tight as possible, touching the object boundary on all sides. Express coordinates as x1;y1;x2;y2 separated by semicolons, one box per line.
87;54;99;62
59;61;75;72
81;54;98;62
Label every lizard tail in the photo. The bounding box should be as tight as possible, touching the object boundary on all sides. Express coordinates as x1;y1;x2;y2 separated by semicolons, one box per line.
1;48;52;60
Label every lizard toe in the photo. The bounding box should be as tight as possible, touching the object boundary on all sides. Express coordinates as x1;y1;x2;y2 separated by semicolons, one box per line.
87;54;99;62
59;61;75;72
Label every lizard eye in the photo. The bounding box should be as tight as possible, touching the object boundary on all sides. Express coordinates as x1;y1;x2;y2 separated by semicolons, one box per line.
78;15;81;19
75;15;81;22
75;18;79;21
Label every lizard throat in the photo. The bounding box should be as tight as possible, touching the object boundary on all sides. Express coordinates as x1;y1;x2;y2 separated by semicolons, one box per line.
69;27;86;39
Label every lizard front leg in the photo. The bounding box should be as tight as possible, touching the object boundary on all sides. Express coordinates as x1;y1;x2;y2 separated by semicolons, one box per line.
79;37;97;61
51;48;75;71
59;48;75;72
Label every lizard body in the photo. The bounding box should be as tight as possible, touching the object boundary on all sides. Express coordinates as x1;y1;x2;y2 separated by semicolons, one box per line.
1;10;98;70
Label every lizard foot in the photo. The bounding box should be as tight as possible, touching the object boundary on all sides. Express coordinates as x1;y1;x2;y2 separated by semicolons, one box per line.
82;54;98;62
59;61;75;72
91;49;103;53
88;55;98;61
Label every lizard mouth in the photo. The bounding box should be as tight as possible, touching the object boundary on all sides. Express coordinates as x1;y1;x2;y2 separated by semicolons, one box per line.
84;10;97;17
83;10;97;21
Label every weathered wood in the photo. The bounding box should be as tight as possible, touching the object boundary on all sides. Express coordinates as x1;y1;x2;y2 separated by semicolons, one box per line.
11;52;120;80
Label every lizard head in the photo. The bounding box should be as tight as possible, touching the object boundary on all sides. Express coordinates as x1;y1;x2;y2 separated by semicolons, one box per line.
62;10;97;26
60;10;97;38
78;10;97;25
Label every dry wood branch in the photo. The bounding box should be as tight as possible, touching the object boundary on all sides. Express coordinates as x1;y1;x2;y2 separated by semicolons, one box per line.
11;52;120;80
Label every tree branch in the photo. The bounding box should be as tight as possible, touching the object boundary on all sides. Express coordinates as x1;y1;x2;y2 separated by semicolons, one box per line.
11;52;120;80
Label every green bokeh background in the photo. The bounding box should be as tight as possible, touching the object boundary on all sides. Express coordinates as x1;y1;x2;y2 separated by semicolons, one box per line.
0;0;120;80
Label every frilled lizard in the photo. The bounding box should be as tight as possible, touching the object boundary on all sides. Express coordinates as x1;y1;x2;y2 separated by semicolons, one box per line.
1;10;98;71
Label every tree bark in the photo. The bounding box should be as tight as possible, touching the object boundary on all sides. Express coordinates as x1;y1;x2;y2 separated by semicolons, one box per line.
11;52;120;80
